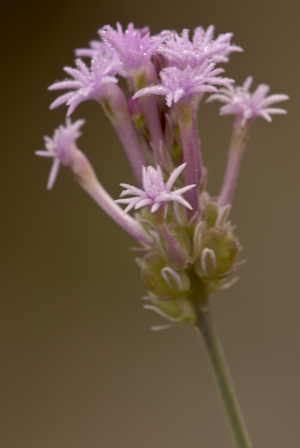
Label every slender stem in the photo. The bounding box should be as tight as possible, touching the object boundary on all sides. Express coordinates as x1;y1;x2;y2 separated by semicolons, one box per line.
80;174;152;246
110;115;145;186
195;301;252;448
68;147;153;246
133;63;166;168
176;101;202;215
100;83;145;188
218;117;252;207
153;206;189;267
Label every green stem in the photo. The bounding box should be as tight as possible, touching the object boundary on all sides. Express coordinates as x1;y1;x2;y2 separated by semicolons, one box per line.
195;301;252;448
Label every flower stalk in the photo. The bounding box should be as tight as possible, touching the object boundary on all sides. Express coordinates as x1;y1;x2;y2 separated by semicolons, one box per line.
77;169;153;246
100;83;146;187
195;299;252;448
176;100;202;214
133;63;166;167
153;206;189;267
218;116;252;206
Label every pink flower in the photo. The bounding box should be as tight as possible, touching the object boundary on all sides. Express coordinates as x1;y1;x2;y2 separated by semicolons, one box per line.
35;118;85;189
133;62;233;107
115;163;196;213
158;26;242;70
48;56;119;115
207;76;289;125
99;22;169;75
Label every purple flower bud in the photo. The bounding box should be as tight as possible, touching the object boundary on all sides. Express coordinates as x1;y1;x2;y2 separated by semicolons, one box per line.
115;163;196;213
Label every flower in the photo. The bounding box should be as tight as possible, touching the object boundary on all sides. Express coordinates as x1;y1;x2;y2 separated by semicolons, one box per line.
115;163;196;213
75;40;111;58
75;41;128;78
192;26;242;64
75;40;110;58
99;22;169;75
158;26;242;70
133;62;233;107
35;118;85;189
48;56;119;115
207;76;289;125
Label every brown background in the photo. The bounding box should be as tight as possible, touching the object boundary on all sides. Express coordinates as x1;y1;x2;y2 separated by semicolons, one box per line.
1;0;299;447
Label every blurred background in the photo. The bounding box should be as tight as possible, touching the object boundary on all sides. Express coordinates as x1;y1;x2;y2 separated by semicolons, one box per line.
1;0;299;447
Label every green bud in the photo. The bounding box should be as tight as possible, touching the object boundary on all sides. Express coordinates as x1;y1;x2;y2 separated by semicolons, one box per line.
152;298;183;319
151;297;196;323
161;266;190;294
167;221;191;256
201;228;240;275
205;202;218;229
140;251;173;297
139;206;156;225
140;249;192;297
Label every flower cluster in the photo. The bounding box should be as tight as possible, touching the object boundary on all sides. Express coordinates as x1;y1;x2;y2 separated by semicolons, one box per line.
37;23;288;329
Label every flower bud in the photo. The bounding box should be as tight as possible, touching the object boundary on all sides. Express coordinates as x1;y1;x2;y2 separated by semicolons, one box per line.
148;296;196;324
140;251;174;297
201;248;217;277
167;222;191;257
196;227;240;278
192;220;204;261
205;201;218;228
161;267;190;294
140;251;190;297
